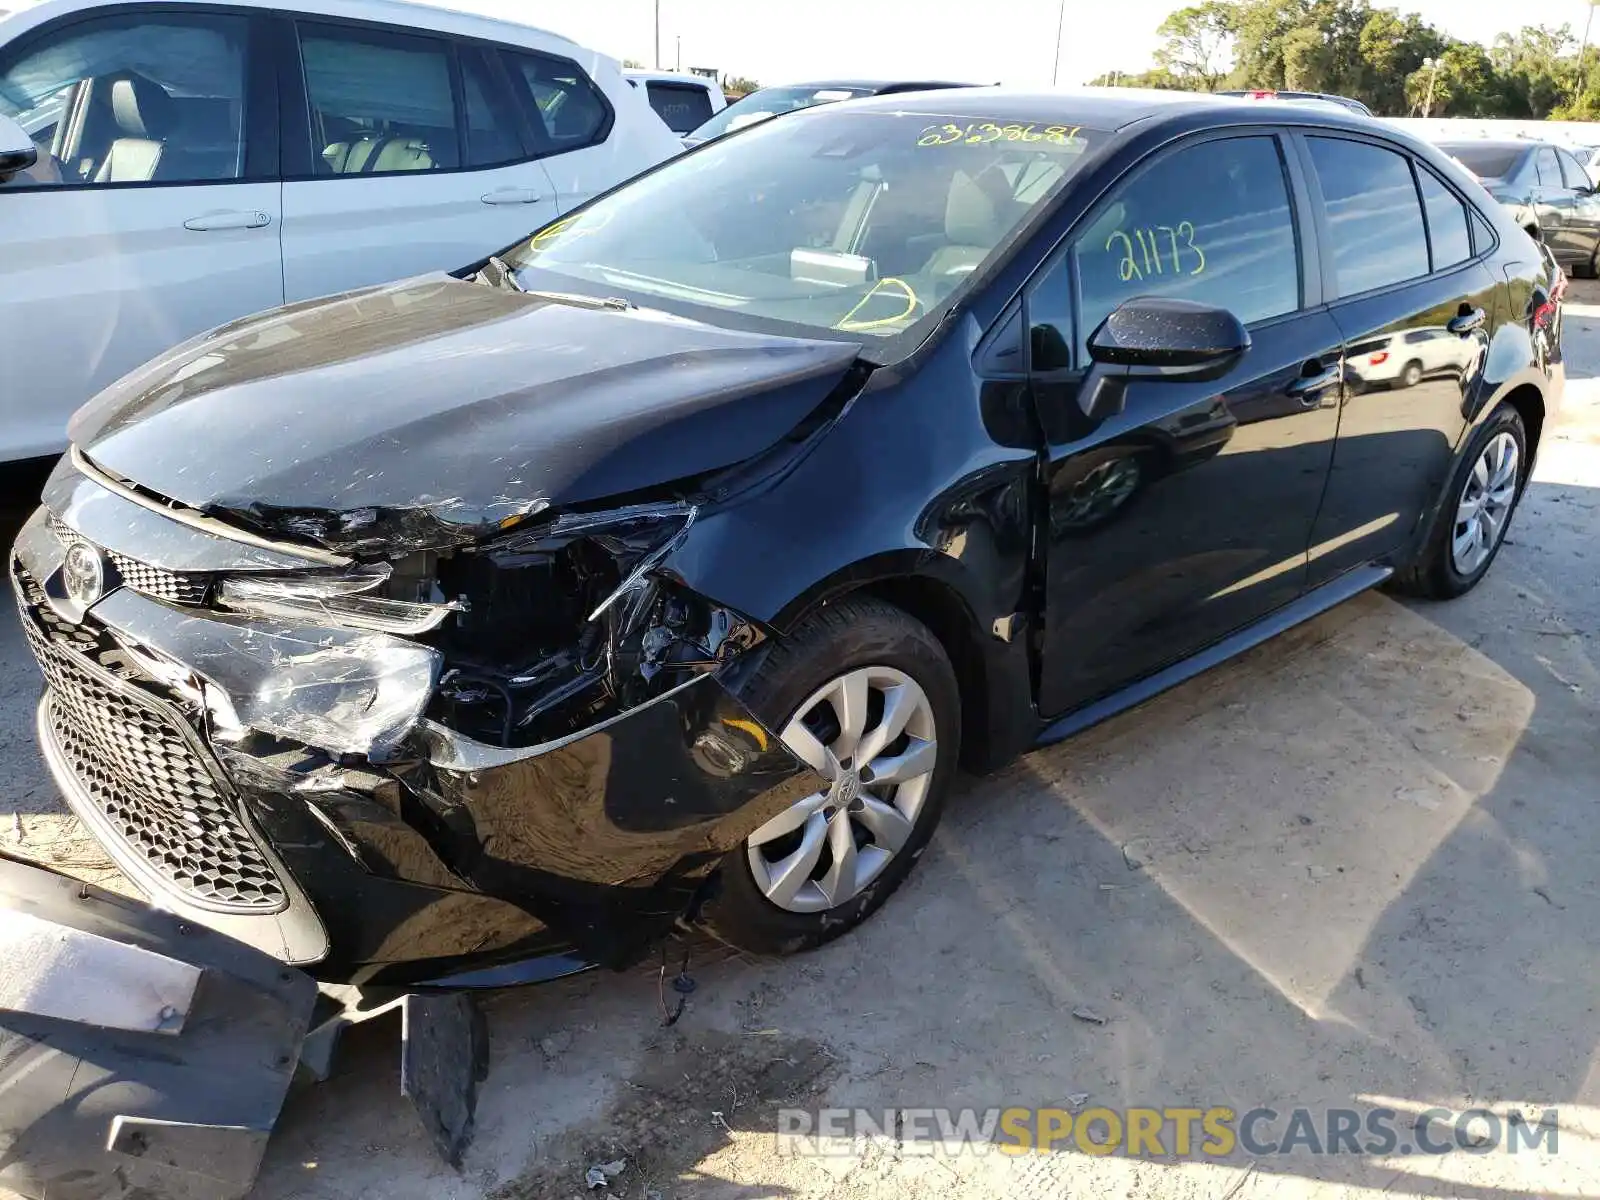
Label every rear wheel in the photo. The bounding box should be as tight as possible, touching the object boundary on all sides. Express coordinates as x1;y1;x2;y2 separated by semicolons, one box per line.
702;596;960;955
1390;403;1527;600
1400;359;1423;388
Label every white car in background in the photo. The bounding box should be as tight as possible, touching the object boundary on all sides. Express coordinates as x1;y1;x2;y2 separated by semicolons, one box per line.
0;0;680;463
623;68;724;136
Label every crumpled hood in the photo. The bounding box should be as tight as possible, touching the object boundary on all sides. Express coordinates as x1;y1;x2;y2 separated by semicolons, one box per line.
70;275;862;555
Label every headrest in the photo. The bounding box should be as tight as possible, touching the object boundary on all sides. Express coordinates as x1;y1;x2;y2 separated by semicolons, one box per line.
108;74;174;138
945;168;1012;247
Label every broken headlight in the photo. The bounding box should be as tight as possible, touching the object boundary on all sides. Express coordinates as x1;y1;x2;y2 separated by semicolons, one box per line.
217;562;465;635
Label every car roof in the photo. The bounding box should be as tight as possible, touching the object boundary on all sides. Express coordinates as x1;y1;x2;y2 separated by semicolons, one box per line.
0;0;584;54
625;69;717;84
1436;139;1539;151
827;85;1381;133
759;80;974;93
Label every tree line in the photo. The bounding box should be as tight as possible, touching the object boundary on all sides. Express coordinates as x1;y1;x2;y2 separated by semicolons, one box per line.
1091;0;1600;120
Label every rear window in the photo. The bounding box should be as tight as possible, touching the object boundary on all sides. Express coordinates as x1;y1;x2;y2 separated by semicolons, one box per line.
644;80;714;133
1438;144;1523;180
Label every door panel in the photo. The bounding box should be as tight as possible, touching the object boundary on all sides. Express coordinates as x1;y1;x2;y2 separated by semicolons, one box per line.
1299;134;1490;582
280;164;556;301
0;9;279;461
1029;133;1339;718
1034;313;1343;716
1310;264;1494;582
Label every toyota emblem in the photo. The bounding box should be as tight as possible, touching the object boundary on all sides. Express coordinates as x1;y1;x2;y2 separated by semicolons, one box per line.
62;541;105;607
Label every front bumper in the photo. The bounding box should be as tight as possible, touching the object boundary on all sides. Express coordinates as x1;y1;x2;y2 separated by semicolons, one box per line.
12;466;818;986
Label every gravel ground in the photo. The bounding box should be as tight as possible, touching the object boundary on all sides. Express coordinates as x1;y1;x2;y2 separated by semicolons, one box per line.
4;285;1600;1200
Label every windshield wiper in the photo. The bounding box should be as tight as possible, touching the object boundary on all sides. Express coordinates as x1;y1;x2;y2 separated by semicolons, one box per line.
477;256;633;311
522;289;635;312
478;255;525;293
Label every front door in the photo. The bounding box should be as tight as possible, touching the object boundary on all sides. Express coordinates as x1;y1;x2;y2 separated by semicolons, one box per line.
0;9;282;461
1029;132;1341;717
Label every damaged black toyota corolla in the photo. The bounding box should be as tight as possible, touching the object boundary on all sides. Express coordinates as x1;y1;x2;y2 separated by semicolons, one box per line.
5;89;1562;1196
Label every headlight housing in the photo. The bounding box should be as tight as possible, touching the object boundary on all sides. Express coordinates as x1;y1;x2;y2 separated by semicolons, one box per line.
217;562;465;635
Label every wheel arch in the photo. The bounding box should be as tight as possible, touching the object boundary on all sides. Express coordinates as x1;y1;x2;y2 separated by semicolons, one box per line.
770;552;1038;773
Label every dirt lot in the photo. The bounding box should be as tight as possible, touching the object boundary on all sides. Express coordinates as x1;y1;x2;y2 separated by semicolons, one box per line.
4;286;1600;1200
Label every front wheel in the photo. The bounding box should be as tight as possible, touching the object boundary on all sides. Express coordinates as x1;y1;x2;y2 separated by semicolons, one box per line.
701;596;960;955
1390;403;1527;600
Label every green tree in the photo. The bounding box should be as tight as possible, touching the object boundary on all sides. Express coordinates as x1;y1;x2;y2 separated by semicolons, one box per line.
1154;2;1238;89
1489;25;1577;117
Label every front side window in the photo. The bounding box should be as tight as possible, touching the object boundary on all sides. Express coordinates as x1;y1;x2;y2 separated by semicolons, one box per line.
508;109;1099;350
1306;137;1428;296
1072;135;1299;359
504;52;607;153
0;12;248;188
299;24;458;174
644;81;713;134
1417;168;1471;271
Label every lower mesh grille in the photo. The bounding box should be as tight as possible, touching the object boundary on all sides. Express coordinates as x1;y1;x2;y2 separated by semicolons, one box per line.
18;570;286;913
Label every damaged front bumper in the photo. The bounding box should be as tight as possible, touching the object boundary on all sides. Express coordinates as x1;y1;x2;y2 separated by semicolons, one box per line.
10;461;819;986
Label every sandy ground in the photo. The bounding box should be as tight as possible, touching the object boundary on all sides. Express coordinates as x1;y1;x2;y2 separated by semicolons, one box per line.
4;286;1600;1200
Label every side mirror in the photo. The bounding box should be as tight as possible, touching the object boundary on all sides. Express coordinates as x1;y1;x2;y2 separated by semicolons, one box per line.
1079;297;1250;422
0;112;37;182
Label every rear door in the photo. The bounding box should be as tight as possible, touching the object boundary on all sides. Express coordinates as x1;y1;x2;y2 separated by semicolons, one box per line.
1029;131;1343;716
276;18;560;302
1299;134;1494;584
1555;145;1600;267
1531;145;1580;264
0;7;281;461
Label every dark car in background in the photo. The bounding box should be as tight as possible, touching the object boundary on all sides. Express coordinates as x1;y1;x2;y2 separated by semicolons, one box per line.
2;87;1564;1197
680;77;975;147
1437;138;1600;275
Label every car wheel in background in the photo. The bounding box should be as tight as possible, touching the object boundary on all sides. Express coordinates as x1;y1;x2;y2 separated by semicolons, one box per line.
1400;360;1423;388
702;596;960;955
1389;403;1527;600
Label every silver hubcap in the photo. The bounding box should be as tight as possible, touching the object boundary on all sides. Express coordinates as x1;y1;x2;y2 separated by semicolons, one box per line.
1451;431;1519;576
746;666;938;913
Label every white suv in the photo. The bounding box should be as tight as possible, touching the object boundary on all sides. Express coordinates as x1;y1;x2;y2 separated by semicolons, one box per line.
0;0;680;463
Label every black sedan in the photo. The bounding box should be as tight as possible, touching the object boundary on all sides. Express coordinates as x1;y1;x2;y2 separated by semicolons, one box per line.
2;86;1563;1194
1439;138;1600;276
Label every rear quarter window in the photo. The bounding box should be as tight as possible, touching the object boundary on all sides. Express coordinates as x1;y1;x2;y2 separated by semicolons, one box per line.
644;81;713;134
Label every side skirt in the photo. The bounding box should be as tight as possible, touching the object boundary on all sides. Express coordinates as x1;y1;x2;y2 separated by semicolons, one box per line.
1033;563;1392;748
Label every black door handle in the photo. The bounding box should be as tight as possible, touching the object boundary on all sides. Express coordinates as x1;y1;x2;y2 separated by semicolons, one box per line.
1448;307;1486;336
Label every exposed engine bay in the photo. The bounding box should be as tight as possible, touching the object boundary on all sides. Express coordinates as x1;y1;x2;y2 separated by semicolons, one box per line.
419;503;764;748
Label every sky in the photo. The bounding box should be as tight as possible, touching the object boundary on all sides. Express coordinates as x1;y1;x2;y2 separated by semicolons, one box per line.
447;0;1600;88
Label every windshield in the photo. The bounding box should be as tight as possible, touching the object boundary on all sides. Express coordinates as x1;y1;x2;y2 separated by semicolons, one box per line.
687;84;875;141
1438;143;1524;181
507;108;1100;348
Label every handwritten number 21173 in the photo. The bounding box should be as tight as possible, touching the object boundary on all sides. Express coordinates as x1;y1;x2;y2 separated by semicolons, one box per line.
1106;223;1206;281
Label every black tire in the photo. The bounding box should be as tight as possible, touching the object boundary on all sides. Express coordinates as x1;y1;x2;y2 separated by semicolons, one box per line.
1389;403;1528;600
1400;359;1423;388
701;595;961;955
